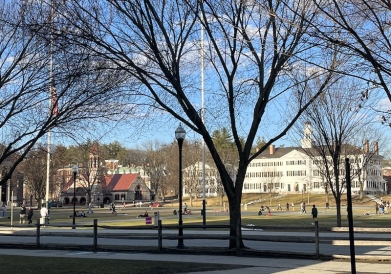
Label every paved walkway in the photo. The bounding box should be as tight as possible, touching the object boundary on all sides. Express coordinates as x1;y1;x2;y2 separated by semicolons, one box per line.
0;248;389;273
1;227;391;273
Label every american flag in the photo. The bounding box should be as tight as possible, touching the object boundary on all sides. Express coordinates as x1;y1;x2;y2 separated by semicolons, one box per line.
51;81;58;116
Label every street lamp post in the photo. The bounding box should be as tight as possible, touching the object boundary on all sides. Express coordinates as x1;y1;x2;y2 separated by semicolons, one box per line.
72;164;78;229
175;123;186;249
16;182;19;206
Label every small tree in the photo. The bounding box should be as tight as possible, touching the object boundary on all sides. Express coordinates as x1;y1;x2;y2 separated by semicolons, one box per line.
20;146;48;209
143;140;169;202
296;80;378;226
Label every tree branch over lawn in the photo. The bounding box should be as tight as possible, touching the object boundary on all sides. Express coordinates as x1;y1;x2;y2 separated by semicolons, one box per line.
63;0;340;248
311;0;391;117
0;1;131;186
295;79;380;226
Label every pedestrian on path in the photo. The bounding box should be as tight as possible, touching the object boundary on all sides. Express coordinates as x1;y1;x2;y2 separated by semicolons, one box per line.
311;205;318;222
27;207;33;225
19;204;27;224
277;203;282;211
40;204;48;227
87;202;93;214
1;204;6;218
302;202;306;213
286;203;289;211
375;202;379;215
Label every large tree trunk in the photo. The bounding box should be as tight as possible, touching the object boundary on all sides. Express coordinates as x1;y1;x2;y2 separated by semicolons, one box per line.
228;197;244;249
86;189;92;204
336;197;342;227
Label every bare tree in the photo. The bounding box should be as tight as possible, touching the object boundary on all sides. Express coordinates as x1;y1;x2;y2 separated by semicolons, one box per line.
349;127;387;200
19;146;48;208
259;166;283;207
0;1;130;189
296;80;379;226
62;0;340;248
73;142;105;205
311;0;391;118
183;162;201;207
142;140;169;201
160;142;180;199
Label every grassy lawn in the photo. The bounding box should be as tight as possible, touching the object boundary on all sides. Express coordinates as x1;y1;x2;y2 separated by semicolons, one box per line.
0;194;389;229
1;255;243;274
0;194;389;273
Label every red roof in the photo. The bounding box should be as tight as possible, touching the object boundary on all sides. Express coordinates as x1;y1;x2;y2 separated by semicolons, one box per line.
107;174;139;191
61;173;139;193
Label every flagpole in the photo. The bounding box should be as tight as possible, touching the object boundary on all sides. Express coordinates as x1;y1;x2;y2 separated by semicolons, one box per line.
46;0;54;209
200;2;206;227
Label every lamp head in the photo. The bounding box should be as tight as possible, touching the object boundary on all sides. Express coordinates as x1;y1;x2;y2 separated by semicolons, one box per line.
175;123;186;141
72;164;78;174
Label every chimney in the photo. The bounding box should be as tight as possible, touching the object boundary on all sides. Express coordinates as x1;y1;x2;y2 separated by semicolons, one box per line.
374;141;379;155
269;145;275;155
364;139;369;154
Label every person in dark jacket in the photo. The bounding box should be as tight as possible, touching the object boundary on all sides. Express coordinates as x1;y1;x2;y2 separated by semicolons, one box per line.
19;204;27;224
27;207;34;225
311;205;318;221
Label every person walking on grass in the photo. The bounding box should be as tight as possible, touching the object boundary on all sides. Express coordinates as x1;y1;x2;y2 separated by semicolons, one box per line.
277;203;282;211
1;204;6;218
311;205;318;224
19;204;27;224
40;204;48;227
27;207;34;225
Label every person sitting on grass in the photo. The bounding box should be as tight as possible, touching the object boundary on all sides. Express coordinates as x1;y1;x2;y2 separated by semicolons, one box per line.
137;211;149;218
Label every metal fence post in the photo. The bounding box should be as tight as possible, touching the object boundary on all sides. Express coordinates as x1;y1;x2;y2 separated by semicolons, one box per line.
315;220;319;259
158;220;162;252
93;219;98;252
36;219;40;248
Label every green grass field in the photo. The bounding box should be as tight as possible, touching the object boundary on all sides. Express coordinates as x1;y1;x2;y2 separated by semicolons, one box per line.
1;193;389;229
1;255;243;274
0;193;389;274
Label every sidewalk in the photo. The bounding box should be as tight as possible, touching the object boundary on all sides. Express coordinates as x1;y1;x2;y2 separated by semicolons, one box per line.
1;226;391;263
0;248;389;274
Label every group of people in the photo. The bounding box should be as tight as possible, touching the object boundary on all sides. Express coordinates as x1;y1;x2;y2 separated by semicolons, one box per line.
172;203;192;215
375;201;388;215
183;203;192;214
18;204;34;225
109;203;117;213
257;202;312;214
258;205;271;216
0;203;45;226
137;211;149;218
